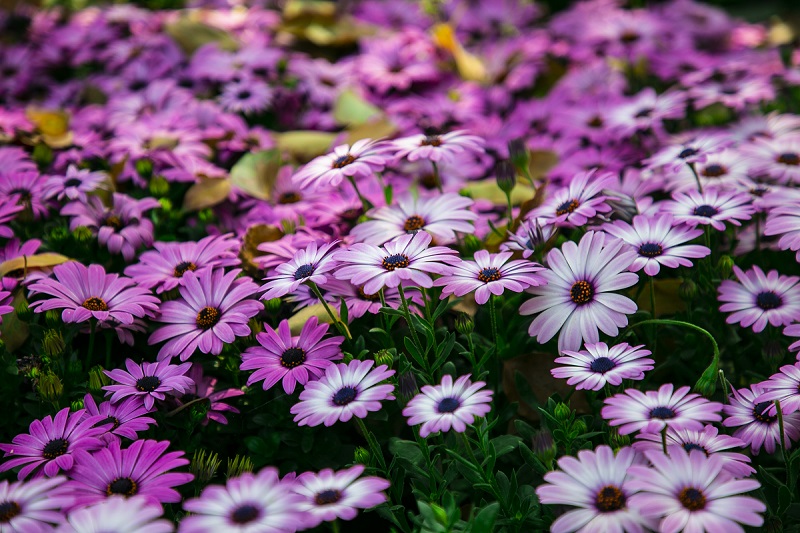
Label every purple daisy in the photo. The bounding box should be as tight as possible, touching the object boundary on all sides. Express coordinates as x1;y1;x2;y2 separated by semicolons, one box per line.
103;358;193;411
333;232;459;295
756;362;800;416
723;383;800;455
435;250;545;305
501;217;556;259
241;317;344;394
261;241;339;301
43;165;108;204
627;448;765;533
0;170;49;220
527;170;613;228
0;196;23;238
552;342;654;391
0;288;13;328
124;234;241;294
149;268;262;361
82;394;157;444
718;265;800;333
536;445;654;533
603;214;710;276
66;439;193;507
290;360;395;427
519;231;639;353
0;408;107;480
218;78;273;115
786;324;800;354
402;374;493;438
390;130;484;164
27;262;159;326
764;193;800;261
181;467;307;533
0;476;73;531
660;188;754;231
292;139;389;190
293;465;390;528
58;495;172;533
602;384;723;435
174;364;244;426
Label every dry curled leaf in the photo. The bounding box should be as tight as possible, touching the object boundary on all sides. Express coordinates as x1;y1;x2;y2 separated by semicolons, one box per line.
0;253;71;278
274;131;337;161
183;177;231;211
230;150;282;201
25;108;73;148
240;224;284;273
165;18;239;55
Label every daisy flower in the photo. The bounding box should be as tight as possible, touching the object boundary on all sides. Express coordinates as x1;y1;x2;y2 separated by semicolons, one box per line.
723;383;800;455
519;231;639;353
28;262;159;326
57;496;172;533
764;196;800;261
0;289;13;328
743;136;800;184
500;217;555;259
149;268;262;361
0;196;23;238
43;165;108;204
0;476;73;531
180;467;307;533
124;234;241;293
0;408;107;480
756;362;800;416
390;130;484;164
241;317;344;395
175;364;244;426
333;231;459;295
660;188;754;231
293;465;390;528
603;214;710;276
292;139;389;190
103;358;193;410
350;192;477;246
81;394;157;444
66;440;193;507
552;342;654;391
290;360;395;427
402;374;493;438
666;149;753;192
602;383;723;435
627;448;765;533
435;250;545;305
718;265;800;333
261;241;339;301
218;79;273;115
535;445;654;533
786;323;800;354
632;425;754;478
0;170;48;219
527;170;614;228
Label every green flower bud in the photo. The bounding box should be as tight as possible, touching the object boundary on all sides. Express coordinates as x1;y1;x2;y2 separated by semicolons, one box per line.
717;255;735;279
571;419;587;436
398;372;418;399
430;503;448;525
71;399;84;411
373;349;393;368
191;449;221;484
495;160;517;194
610;432;630;450
508;138;529;174
693;364;718;398
226;455;254;479
762;339;785;367
354;446;370;465
462;234;482;256
36;371;63;402
554;403;571;422
678;279;698;302
158;198;173;212
342;351;354;364
148;176;170;197
265;298;282;313
280;219;296;235
15;298;33;322
88;365;110;393
32;144;53;168
73;226;94;243
28;367;40;380
49;226;70;244
531;429;556;466
247;318;264;339
454;312;474;335
43;329;65;357
45;309;63;328
198;208;215;224
135;158;153;179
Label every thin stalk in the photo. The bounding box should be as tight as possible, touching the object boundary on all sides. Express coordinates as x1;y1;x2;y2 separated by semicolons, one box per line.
309;282;352;341
346;175;373;212
776;400;788;467
687;162;703;193
355;417;387;471
86;319;96;369
431;161;444;194
505;192;514;226
649;277;657;356
661;426;668;454
489;295;499;354
397;285;423;355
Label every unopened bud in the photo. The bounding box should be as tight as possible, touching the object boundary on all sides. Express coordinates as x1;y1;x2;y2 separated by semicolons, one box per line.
430;503;448;525
508;138;529;174
717;255;735;278
462;234;482;255
45;309;62;328
554;403;571;422
611;432;630;449
191;449;221;483
531;429;556;466
49;226;70;244
265;298;282;313
73;226;94;243
15;298;33;322
495;161;517;194
354;446;370;465
571;419;587;436
135;158;153;179
398;372;419;400
374;349;393;368
454;312;474;335
36;372;63;402
198;208;215;224
693;364;718;398
71;399;84;411
43;329;65;357
678;279;698;302
88;365;110;393
148;176;170;197
158;198;173;212
226;454;254;479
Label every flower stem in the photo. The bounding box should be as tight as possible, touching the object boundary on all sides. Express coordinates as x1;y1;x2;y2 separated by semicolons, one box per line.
776;400;788;466
661;426;668;454
86;319;96;369
309;282;352;341
397;284;423;357
346;175;373;212
687;162;703;193
355;417;387;471
489;295;499;354
431;161;444;194
649;277;657;355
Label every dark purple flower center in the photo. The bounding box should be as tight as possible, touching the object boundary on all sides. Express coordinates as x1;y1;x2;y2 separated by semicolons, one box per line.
678;487;706;511
589;357;616;373
570;280;594;305
594;485;626;513
231;504;260;524
556;199;580;216
477;267;501;283
683;443;707;455
404;215;425;232
638;243;663;258
173;261;197;277
332;154;356;169
106;477;138;496
756;291;782;310
136;376;161;393
82;296;109;312
237;90;252;100
420;135;442;147
103;215;123;230
382;254;410;271
99;416;120;430
753;401;777;424
778;152;800;166
280;347;306;369
42;438;68;459
196;306;221;329
294;264;315;280
357;286;381;301
587;116;603;128
64;178;83;188
437;397;461;413
700;164;726;178
315;489;342;505
278;192;302;204
649;406;676;419
692;205;718;218
620;31;640;43
332;386;358;406
634;108;653;118
9;188;31;204
0;501;21;523
678;147;699;159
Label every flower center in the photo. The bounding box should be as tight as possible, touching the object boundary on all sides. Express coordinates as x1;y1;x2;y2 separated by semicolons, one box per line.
10;188;31;203
683;443;708;455
231;504;260;524
332;386;358;406
64;178;83;188
135;376;161;393
0;501;21;523
196;306;221;329
332;154;356;169
280;347;306;369
753;401;777;424
556;199;580;216
756;291;782;310
82;296;109;312
477;267;501;283
701;164;727;178
587;116;603;128
173;261;197;277
569;280;594;305
777;152;800;165
357;286;381;301
638;243;663;258
678;147;698;159
589;357;616;373
692;205;718;217
403;215;425;232
620;30;640;43
237;90;251;100
315;489;342;505
420;135;442;147
649;406;676;419
678;487;706;511
106;477;138;496
437;397;461;413
382;253;410;271
594;485;626;513
99;416;120;430
103;215;123;230
42;438;68;459
294;264;315;280
279;192;302;204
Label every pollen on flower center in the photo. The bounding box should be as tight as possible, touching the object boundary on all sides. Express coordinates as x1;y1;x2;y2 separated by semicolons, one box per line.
0;501;21;523
196;306;221;329
173;261;197;277
279;191;302;204
280;347;306;369
753;401;777;424
42;438;68;459
82;296;109;312
594;485;626;512
332;386;358;406
638;242;663;257
403;215;425;232
556;199;580;216
569;280;594;305
589;357;616;373
678;487;707;511
294;264;315;280
315;489;342;505
103;215;123;229
756;291;782;310
649;406;676;419
106;477;138;496
99;416;121;430
477;267;502;282
437;397;460;413
683;443;708;455
778;152;800;165
231;504;260;524
332;154;356;168
420;135;442;147
382;253;410;271
692;205;718;217
701;164;727;177
136;376;161;392
357;286;381;301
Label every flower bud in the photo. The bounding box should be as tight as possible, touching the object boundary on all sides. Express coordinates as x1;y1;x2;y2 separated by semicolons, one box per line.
280;219;296;234
45;309;62;328
32;143;53;168
531;429;556;466
88;365;110;393
717;255;735;278
602;189;639;223
554;403;571;422
762;339;785;367
354;446;370;465
73;226;94;243
49;226;70;244
28;367;40;380
226;455;254;479
430;503;448;525
191;449;221;484
374;349;393;368
398;372;419;400
71;399;84;411
610;432;630;450
158;198;173;212
15;298;33;322
36;371;63;402
43;329;65;357
678;279;698;302
454;312;474;336
148;176;170;197
198;208;215;224
693;364;718;398
135;158;153;179
462;234;482;256
508;138;529;174
495;161;517;195
265;298;282;313
571;419;587;436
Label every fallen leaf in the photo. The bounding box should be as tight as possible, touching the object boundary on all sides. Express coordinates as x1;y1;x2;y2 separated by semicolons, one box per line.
0;291;29;352
334;89;382;126
288;303;337;334
240;224;284;273
528;150;559;180
230;150;282;201
183;177;231;211
274;131;337;161
25;108;69;137
0;253;71;278
165;18;239;55
345;118;397;145
460;179;536;205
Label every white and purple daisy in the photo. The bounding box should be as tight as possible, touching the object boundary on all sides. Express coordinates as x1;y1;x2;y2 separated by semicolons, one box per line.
58;495;172;533
552;342;654;391
43;165;108;204
82;394;157;445
764;193;800;261
0;476;73;531
756;362;800;416
723;383;800;455
103;358;193;411
261;240;339;301
786;323;800;354
501;217;555;259
292;139;389;190
527;170;613;228
661;188;755;231
718;265;800;333
0;196;23;239
402;374;493;438
390;130;484;164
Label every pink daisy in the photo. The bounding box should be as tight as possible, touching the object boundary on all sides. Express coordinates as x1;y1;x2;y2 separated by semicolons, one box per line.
390;130;484;164
718;265;800;333
552;342;654;391
261;241;339;301
0;476;73;531
292;139;389;190
527;170;614;228
402;374;493;438
81;394;157;444
660;188;755;231
103;358;193;411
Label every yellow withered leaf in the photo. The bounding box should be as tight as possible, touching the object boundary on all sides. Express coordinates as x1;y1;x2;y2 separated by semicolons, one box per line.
230;150;282;201
240;224;284;273
528;150;559;181
345;118;397;145
165;18;239;55
333;89;382;126
183;177;231;211
274;131;337;161
25;108;69;137
0;253;71;278
460;179;536;206
288;303;336;334
431;23;487;83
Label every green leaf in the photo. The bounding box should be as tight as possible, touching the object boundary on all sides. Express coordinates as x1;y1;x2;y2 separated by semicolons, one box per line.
491;435;522;458
758;466;786;489
779;485;793;515
519;443;549;475
333;89;382;126
514;419;537;440
229;150;281;201
404;337;426;368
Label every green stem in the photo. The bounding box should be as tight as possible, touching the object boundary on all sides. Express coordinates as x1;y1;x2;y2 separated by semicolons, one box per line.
649;277;657;356
687;162;703;193
309;282;352;341
86;319;96;369
661;426;668;454
397;284;423;357
488;295;499;354
346;175;373;212
776;400;788;466
431;161;444;194
459;432;511;517
355;417;387;471
505;192;514;226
